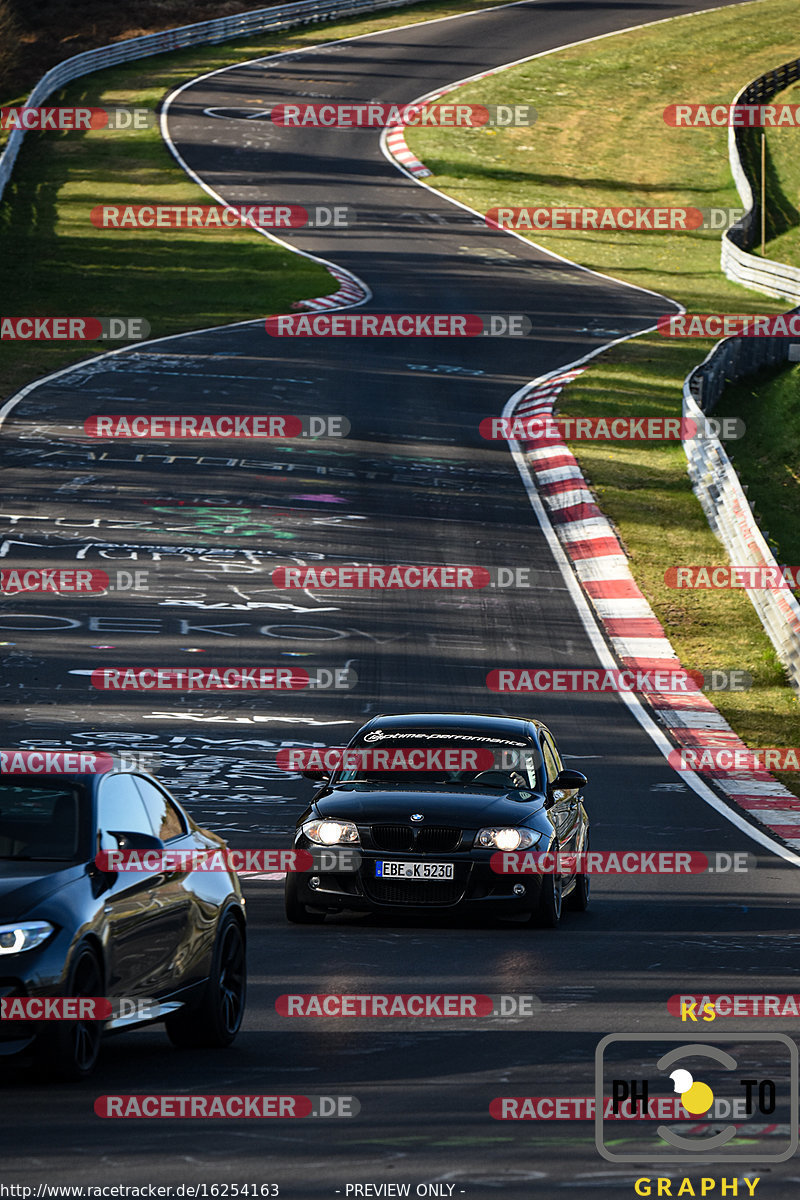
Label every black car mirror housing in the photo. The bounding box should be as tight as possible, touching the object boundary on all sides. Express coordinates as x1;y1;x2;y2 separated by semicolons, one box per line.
546;769;588;805
108;831;166;852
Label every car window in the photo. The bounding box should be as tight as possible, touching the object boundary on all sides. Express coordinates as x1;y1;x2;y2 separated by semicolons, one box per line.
546;733;564;774
540;734;562;783
97;773;154;851
0;783;80;861
335;735;538;789
133;777;186;842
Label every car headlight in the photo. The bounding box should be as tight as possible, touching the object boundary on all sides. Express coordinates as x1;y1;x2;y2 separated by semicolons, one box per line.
302;819;360;846
474;828;542;851
0;921;54;956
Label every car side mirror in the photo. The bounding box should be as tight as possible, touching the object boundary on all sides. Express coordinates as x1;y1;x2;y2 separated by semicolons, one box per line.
547;769;588;805
92;831;166;882
108;830;165;852
302;768;328;781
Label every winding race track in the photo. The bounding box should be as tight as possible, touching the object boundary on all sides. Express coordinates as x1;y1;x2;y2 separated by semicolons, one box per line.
3;0;799;1194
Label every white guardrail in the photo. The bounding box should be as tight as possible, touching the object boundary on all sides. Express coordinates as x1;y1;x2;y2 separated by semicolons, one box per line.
683;60;800;693
683;340;800;693
0;0;422;203
721;56;800;301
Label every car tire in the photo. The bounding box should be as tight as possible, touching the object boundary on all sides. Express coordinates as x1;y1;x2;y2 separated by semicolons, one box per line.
38;944;105;1080
166;912;246;1049
529;863;563;929
285;873;326;924
565;840;590;912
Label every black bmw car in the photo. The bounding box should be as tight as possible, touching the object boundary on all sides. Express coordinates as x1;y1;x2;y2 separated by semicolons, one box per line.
0;762;246;1078
285;713;589;927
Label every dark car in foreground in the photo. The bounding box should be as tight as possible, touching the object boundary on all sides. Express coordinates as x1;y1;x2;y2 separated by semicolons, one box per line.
285;713;589;928
0;763;246;1078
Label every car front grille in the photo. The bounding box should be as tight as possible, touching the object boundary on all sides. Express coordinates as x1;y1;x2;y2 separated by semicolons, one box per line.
370;824;462;852
363;877;466;905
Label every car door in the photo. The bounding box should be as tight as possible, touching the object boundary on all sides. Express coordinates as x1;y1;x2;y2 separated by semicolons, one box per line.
129;775;200;992
97;772;170;997
539;730;582;870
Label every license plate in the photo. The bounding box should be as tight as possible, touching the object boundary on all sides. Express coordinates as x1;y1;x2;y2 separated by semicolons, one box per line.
375;860;454;880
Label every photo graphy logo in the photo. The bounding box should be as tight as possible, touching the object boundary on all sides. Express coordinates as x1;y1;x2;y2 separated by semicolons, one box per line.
595;1034;798;1163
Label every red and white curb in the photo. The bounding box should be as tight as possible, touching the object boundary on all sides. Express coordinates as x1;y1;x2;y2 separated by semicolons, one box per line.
291;266;370;311
383;64;507;179
384;127;432;178
514;368;800;850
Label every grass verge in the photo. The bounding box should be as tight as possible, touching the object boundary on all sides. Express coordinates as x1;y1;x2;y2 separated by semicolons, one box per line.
407;0;800;791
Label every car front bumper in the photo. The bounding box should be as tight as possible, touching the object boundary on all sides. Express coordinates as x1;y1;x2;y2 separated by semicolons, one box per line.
290;849;547;915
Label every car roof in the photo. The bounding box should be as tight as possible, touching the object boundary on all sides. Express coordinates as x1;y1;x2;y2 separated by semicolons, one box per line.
0;766;163;788
353;713;541;741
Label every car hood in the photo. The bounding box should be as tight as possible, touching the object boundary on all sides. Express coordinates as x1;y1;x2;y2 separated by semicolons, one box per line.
315;787;546;825
0;861;84;918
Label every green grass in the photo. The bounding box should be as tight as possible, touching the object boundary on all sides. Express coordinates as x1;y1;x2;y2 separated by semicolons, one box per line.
716;363;800;565
407;0;800;788
752;77;800;264
0;0;504;400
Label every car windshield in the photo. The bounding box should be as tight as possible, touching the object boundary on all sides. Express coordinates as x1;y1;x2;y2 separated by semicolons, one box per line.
335;737;538;789
0;783;81;861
